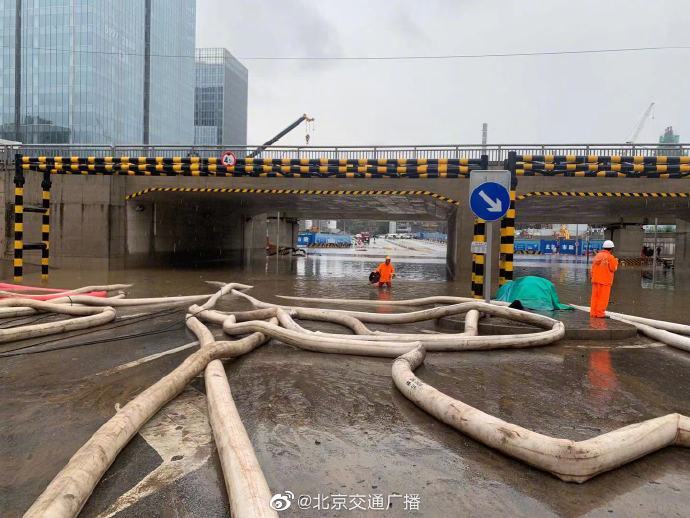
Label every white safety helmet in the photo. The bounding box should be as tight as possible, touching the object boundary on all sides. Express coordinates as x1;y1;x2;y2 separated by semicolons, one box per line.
602;240;615;249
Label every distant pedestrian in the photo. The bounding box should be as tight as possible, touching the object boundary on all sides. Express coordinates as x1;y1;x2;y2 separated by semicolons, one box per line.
590;240;618;318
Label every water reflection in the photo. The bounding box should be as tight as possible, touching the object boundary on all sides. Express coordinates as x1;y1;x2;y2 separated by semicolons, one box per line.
640;268;675;290
587;350;619;406
374;287;394;313
293;255;447;282
3;250;688;325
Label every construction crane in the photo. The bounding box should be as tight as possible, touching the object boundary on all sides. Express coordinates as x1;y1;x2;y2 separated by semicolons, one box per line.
248;114;315;158
626;102;655;144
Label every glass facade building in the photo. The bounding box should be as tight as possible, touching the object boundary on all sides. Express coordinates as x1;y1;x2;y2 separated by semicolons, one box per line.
0;0;195;145
195;48;248;146
147;0;195;144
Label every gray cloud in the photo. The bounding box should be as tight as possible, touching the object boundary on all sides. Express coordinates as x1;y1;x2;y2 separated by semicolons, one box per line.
197;0;690;145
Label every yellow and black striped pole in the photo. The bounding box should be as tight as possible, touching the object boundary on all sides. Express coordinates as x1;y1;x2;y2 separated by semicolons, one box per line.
498;151;518;286
471;218;486;299
498;189;516;285
471;154;491;298
40;170;52;280
13;154;25;282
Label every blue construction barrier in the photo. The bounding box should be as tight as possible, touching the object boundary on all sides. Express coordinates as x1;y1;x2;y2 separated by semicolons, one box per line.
582;239;604;254
514;240;540;253
415;231;448;242
540;239;559;254
297;232;352;247
515;239;604;255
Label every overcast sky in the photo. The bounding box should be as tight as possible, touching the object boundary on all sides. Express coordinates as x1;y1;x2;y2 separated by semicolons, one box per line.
197;0;690;146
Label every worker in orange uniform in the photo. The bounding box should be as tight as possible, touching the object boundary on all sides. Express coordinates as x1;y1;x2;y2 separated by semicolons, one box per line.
376;256;396;289
590;240;618;318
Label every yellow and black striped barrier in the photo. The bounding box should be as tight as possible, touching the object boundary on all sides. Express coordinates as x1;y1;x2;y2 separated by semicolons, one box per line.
514;153;690;178
516;191;690;200
498;189;516;286
23;153;689;178
13;173;24;281
12;157;51;281
21;156;485;179
40;173;52;280
125;186;461;205
471;219;486;299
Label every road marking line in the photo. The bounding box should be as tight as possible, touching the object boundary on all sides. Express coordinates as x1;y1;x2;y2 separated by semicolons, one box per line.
97;387;212;518
94;341;199;377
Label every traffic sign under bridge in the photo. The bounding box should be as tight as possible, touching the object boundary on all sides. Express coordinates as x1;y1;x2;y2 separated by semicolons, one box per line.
469;170;511;221
469;170;511;303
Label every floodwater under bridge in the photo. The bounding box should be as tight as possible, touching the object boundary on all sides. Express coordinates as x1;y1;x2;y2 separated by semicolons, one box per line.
2;143;690;288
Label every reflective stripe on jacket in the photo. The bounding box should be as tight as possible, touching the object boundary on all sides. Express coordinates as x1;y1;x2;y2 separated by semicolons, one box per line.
591;250;618;286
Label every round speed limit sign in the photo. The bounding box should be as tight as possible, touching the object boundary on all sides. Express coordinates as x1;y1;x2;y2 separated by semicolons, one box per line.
220;151;237;167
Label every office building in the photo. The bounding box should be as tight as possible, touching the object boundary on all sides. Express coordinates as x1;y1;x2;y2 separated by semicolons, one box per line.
194;48;248;146
146;0;195;144
0;0;195;145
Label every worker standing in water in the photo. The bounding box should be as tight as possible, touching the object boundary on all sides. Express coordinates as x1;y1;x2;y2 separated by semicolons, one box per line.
590;240;619;318
375;256;396;289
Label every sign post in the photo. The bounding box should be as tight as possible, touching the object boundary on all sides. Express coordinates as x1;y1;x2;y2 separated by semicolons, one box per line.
469;170;511;303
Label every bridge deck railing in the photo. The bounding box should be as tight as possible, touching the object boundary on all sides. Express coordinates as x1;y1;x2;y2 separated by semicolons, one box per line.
2;143;688;166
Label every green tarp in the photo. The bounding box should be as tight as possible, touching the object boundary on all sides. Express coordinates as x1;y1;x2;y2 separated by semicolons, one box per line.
495;276;572;311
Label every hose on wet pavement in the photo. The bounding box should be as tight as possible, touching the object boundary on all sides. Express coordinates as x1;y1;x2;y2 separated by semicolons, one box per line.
12;282;690;517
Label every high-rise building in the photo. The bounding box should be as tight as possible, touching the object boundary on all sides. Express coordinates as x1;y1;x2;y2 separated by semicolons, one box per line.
194;48;248;146
0;0;195;145
146;0;195;145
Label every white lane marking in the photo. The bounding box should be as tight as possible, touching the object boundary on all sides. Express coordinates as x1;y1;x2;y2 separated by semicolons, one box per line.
94;342;199;377
97;387;212;517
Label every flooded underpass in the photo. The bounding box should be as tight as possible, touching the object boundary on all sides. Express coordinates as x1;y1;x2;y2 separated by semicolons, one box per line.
1;255;689;517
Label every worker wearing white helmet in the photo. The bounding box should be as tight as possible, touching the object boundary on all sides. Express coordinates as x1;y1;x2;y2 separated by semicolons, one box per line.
590;240;619;318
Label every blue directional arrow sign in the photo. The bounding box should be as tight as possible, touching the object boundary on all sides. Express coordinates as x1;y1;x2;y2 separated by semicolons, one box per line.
469;171;511;221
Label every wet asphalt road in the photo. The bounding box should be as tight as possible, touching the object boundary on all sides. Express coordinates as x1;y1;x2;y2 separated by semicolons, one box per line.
1;257;689;517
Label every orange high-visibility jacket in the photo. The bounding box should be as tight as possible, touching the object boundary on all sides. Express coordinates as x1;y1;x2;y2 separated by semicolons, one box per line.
591;250;619;285
376;262;395;283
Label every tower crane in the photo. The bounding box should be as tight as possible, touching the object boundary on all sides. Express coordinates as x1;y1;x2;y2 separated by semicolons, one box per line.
625;102;655;144
249;114;315;158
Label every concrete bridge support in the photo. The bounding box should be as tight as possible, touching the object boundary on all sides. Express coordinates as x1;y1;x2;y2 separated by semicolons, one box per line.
243;214;268;263
607;225;645;258
676;218;690;270
446;199;499;293
446;204;473;282
267;213;298;252
244;213;298;260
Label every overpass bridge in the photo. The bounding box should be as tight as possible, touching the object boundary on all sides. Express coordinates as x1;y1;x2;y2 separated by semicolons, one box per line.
2;144;689;292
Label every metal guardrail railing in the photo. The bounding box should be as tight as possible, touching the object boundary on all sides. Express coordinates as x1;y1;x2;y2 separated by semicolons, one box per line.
2;143;689;165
